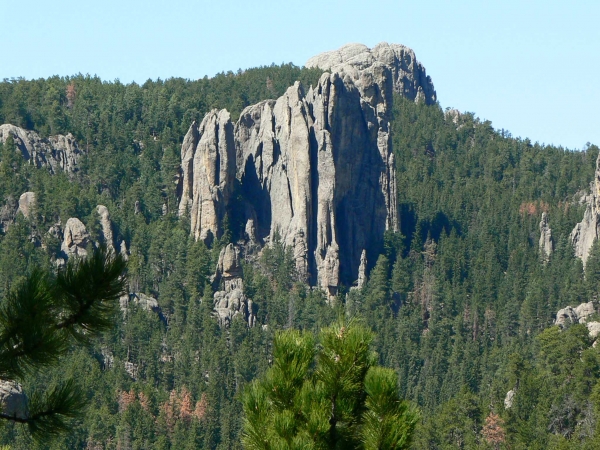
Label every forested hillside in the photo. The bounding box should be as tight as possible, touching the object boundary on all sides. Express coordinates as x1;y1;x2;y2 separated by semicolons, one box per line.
0;62;599;449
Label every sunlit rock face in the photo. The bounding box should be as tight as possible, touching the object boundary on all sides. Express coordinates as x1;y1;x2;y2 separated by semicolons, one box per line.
0;124;84;174
178;43;436;297
571;153;600;267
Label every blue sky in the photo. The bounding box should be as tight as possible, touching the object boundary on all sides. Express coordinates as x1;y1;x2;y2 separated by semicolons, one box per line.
2;0;599;149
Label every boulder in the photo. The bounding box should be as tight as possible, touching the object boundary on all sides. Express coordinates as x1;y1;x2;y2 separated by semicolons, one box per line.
17;192;36;218
587;322;600;339
0;380;27;419
555;301;596;327
61;218;90;257
119;292;160;313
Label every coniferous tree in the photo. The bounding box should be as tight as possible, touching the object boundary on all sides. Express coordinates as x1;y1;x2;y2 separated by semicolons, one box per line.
241;321;418;449
0;246;126;438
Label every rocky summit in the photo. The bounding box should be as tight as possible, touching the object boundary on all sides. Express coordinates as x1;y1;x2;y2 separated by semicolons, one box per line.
177;42;435;297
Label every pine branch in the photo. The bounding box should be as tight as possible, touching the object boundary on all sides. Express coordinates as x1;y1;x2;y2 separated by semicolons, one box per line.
54;246;127;343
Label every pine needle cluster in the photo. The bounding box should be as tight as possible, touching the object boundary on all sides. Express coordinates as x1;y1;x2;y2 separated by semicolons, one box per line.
0;246;126;438
242;321;418;449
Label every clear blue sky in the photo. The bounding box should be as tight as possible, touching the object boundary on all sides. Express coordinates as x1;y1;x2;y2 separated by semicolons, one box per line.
2;0;599;150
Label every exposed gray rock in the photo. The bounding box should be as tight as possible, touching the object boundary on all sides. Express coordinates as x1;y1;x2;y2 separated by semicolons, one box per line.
445;108;462;125
587;321;600;339
0;380;27;419
539;212;553;262
61;218;90;257
120;240;129;261
575;302;596;323
357;249;367;289
555;306;579;327
124;361;138;380
177;43;432;298
555;301;596;327
0;124;84;174
306;42;437;105
178;111;236;243
96;205;115;252
17;192;36;219
504;389;515;409
214;289;255;328
571;153;600;266
119;292;160;313
212;244;255;327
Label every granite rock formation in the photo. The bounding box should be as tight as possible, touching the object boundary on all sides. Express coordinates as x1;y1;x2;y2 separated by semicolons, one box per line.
120;292;160;314
178;111;236;243
212;244;255;327
504;389;515;409
539;212;553;262
96;205;115;252
17;192;36;219
305;42;437;105
61;217;90;258
555;301;596;327
571;153;600;266
554;301;600;345
0;124;84;174
178;43;433;298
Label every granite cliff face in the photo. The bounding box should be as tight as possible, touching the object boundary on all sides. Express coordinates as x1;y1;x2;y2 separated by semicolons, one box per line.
571;153;600;266
0;124;84;174
178;111;236;243
178;43;435;296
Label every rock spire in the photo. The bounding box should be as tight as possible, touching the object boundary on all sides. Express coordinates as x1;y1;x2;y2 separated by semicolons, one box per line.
178;43;436;297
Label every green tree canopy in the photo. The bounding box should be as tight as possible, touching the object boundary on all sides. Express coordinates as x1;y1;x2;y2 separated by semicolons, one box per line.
242;321;418;449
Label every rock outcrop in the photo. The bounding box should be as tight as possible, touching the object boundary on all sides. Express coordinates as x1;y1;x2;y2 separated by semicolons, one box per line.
178;43;433;298
17;192;36;218
504;389;515;409
539;212;553;262
555;301;596;327
554;301;600;345
212;244;255;327
571;153;600;266
178;111;236;243
96;205;115;252
0;124;84;174
306;42;437;105
120;292;160;313
0;380;27;420
61;218;90;257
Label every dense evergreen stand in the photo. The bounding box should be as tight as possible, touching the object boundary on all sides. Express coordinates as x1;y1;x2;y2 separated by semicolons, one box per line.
0;68;598;448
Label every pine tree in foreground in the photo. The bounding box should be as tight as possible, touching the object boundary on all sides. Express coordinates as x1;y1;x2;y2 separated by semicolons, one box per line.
242;320;418;449
0;246;127;438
